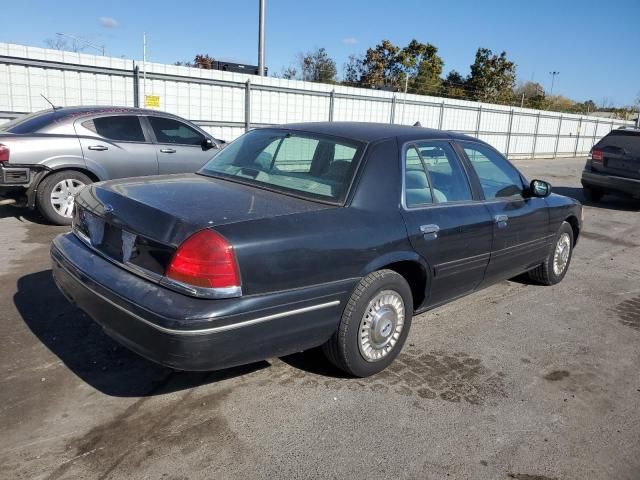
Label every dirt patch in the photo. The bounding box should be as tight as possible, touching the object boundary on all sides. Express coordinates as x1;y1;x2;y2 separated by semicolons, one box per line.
46;376;243;479
543;370;570;381
612;295;640;331
508;474;557;480
272;347;507;405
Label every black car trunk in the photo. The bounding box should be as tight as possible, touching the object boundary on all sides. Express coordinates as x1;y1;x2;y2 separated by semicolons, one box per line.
73;173;330;277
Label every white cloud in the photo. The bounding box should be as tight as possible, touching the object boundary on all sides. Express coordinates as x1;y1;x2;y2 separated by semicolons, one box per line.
100;17;119;29
342;37;358;46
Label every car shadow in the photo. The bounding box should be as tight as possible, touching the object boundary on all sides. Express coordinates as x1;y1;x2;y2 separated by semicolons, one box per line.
0;205;52;224
15;270;271;398
552;186;640;212
280;348;352;379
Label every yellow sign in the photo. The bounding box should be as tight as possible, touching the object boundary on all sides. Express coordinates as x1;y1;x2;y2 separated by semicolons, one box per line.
145;95;160;108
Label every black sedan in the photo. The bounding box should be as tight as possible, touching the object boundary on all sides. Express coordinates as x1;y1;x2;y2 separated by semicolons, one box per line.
51;122;582;377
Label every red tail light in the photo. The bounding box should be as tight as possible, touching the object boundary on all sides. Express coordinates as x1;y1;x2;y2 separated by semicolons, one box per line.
166;230;240;289
591;149;604;164
0;144;9;163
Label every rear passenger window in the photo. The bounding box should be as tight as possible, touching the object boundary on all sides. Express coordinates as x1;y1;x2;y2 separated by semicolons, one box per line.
405;146;433;207
82;116;146;142
404;141;472;207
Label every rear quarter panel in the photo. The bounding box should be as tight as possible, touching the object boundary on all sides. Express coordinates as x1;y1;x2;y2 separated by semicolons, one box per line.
0;134;85;169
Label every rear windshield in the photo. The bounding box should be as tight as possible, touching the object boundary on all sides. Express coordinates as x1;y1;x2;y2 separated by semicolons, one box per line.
597;129;640;155
0;110;60;134
199;128;365;204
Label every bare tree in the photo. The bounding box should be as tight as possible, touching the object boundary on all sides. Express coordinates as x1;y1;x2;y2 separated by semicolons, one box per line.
44;37;85;53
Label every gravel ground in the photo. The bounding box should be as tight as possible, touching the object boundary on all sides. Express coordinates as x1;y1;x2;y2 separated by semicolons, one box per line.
0;156;639;480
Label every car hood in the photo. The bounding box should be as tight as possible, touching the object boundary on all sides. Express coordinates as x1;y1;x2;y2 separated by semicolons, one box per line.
75;173;332;246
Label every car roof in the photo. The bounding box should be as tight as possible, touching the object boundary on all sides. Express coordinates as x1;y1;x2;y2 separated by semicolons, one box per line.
277;121;478;144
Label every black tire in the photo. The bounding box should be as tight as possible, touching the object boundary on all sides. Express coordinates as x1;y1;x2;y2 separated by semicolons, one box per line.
528;221;574;286
322;269;413;377
583;186;603;202
36;170;92;225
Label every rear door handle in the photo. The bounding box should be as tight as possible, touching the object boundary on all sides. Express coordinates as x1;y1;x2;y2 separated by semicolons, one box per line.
160;148;176;154
494;214;508;228
88;145;108;151
420;224;440;240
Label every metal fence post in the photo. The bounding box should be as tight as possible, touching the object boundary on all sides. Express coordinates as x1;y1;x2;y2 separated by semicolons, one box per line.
532;112;540;159
505;109;515;158
329;89;335;122
574;118;582;157
553;115;563;159
132;64;140;108
475;105;482;137
244;80;251;132
592;119;599;149
438;101;445;130
390;95;396;124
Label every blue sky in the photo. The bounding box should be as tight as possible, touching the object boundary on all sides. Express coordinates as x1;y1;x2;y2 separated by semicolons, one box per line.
3;0;639;106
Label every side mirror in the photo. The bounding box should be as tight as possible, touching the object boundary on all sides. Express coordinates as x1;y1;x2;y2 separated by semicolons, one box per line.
529;179;551;198
202;138;216;151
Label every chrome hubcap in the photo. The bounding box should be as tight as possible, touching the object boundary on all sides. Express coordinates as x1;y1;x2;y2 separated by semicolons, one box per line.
50;179;85;218
358;290;405;362
553;233;571;275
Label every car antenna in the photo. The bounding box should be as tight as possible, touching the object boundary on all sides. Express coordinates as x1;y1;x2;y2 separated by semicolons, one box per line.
413;121;422;127
40;94;60;111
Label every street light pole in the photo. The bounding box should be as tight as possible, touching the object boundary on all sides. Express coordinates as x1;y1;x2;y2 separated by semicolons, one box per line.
56;32;105;55
549;71;560;96
258;0;265;76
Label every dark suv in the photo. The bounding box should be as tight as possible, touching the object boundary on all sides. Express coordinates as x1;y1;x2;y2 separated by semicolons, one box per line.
581;127;640;201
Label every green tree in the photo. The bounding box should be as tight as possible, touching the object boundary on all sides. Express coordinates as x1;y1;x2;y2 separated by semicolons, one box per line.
360;40;402;88
399;40;443;96
343;54;364;85
467;48;516;104
442;70;468;99
298;47;337;83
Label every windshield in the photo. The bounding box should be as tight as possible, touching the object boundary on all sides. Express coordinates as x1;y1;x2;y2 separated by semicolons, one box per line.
199;128;365;204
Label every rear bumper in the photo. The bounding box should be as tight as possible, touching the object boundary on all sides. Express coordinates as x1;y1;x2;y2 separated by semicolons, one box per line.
581;169;640;198
51;233;351;371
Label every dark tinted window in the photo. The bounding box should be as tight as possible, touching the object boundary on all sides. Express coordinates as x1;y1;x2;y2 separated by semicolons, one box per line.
0;111;59;133
200;128;364;203
597;130;640;157
148;117;204;145
463;143;524;199
83;116;146;142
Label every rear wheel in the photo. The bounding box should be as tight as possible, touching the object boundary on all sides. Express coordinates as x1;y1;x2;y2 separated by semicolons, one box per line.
323;269;413;377
528;221;574;286
37;171;91;225
583;186;603;202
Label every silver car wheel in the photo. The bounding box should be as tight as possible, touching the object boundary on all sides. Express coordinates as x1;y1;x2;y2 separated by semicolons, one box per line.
553;232;571;275
358;289;405;362
50;178;85;218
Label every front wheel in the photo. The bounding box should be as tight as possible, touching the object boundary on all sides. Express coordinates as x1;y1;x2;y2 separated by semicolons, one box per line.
528;221;574;285
36;171;91;225
322;269;413;377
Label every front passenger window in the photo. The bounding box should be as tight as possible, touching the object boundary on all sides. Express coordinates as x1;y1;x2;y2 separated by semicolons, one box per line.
148;117;205;146
463;143;525;199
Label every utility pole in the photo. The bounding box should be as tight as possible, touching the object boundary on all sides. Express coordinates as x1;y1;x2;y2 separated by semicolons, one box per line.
549;71;560;96
142;33;147;104
520;92;525;108
400;75;409;124
258;0;265;76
